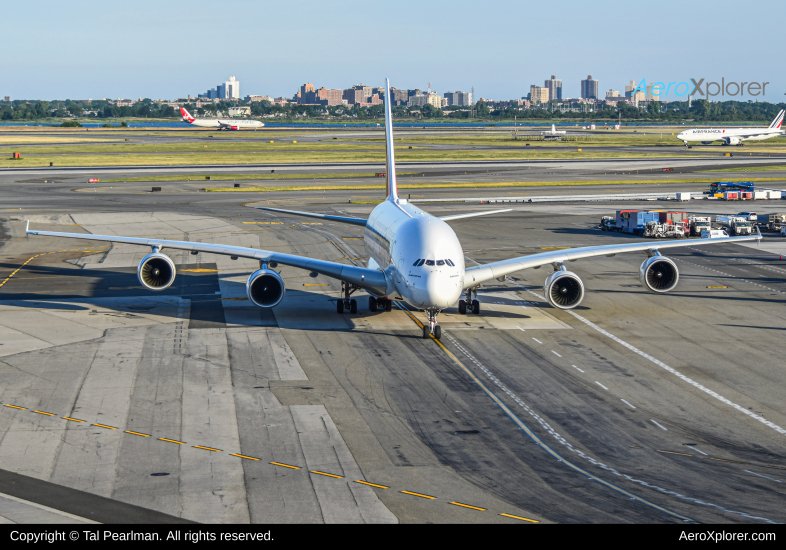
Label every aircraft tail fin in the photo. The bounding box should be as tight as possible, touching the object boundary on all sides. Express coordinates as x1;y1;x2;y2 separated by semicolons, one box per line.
180;107;195;123
552;124;556;132
769;109;784;129
383;78;398;201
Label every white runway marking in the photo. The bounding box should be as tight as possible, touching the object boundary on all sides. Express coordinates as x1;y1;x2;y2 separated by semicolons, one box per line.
551;350;562;357
572;365;584;373
532;338;542;344
745;470;782;483
692;447;708;456
621;399;636;409
651;420;668;431
516;326;525;331
595;381;608;391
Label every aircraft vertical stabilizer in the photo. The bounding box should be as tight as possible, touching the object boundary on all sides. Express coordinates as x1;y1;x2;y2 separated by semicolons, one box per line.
384;78;398;201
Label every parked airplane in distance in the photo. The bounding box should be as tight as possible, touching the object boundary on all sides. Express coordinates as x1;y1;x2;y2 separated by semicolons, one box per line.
27;79;761;340
542;124;567;141
677;110;784;146
180;107;264;130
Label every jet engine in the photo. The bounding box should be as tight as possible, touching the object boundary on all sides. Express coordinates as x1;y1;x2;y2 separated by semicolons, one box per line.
724;136;742;146
138;253;176;290
246;269;285;307
640;256;679;293
544;270;585;310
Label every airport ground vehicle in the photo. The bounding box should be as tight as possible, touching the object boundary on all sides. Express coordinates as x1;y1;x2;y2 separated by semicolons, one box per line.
24;79;764;339
717;215;753;236
644;222;685;238
599;216;617;231
617;210;658;235
737;212;758;221
710;182;755;195
702;229;729;238
689;216;712;236
757;214;786;232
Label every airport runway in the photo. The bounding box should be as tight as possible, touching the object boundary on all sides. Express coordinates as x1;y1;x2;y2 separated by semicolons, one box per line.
0;171;785;524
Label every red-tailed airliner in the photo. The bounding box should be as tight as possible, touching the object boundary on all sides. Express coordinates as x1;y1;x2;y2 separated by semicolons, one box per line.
180;107;264;130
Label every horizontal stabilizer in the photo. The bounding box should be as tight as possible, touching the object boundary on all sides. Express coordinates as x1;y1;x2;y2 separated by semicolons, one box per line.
439;208;512;222
256;207;367;226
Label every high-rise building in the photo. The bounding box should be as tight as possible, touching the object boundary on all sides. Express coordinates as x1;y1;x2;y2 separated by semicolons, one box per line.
443;91;473;106
216;76;240;100
529;85;549;105
316;87;344;106
343;84;373;106
545;75;562;101
389;87;409;106
581;75;598;99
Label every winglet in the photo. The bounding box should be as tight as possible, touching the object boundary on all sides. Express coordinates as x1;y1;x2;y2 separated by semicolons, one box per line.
25;220;29;233
384;78;398;201
756;224;762;245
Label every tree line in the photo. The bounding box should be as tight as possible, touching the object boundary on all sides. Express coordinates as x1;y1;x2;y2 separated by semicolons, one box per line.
2;97;784;123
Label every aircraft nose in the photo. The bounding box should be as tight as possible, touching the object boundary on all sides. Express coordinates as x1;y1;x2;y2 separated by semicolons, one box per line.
419;271;460;308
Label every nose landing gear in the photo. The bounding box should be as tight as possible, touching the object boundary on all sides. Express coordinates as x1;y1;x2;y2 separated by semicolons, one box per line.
422;308;442;340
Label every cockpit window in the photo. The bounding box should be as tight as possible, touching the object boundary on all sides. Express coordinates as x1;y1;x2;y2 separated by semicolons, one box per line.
436;260;445;266
412;259;420;266
425;260;435;266
417;259;425;266
445;259;455;267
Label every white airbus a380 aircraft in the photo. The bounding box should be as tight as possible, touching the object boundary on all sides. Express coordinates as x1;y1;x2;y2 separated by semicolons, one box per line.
677;110;783;146
27;80;761;339
180;107;264;130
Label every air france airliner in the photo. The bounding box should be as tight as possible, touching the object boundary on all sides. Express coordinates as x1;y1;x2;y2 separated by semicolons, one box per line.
677;110;784;146
180;107;264;130
27;79;761;340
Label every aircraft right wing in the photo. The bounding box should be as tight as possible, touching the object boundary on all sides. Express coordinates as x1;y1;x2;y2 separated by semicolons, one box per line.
439;208;512;222
26;223;388;295
463;230;761;288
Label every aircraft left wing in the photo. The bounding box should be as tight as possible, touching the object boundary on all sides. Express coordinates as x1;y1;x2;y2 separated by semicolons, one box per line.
25;223;388;295
463;230;761;288
257;207;367;226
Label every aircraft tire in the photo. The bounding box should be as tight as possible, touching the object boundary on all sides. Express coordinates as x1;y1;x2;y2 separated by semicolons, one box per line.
350;299;357;313
422;326;429;339
369;296;378;312
472;300;480;314
458;300;466;314
337;300;344;314
385;299;392;312
434;325;442;340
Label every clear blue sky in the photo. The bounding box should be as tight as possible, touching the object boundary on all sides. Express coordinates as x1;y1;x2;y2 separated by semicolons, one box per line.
3;0;783;103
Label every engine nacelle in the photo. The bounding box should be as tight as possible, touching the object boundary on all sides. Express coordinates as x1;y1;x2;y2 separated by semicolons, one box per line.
724;136;742;146
246;269;285;308
640;256;679;293
138;253;176;290
544;270;585;310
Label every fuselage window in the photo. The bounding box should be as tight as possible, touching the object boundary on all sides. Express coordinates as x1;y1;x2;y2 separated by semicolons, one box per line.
436;260;445;266
425;260;435;266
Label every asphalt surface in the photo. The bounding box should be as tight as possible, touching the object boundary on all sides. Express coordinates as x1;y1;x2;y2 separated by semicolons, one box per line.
0;150;785;524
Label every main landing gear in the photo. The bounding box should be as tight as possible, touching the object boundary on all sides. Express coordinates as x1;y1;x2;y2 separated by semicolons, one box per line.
336;281;359;314
422;307;442;340
368;296;392;312
458;287;481;315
